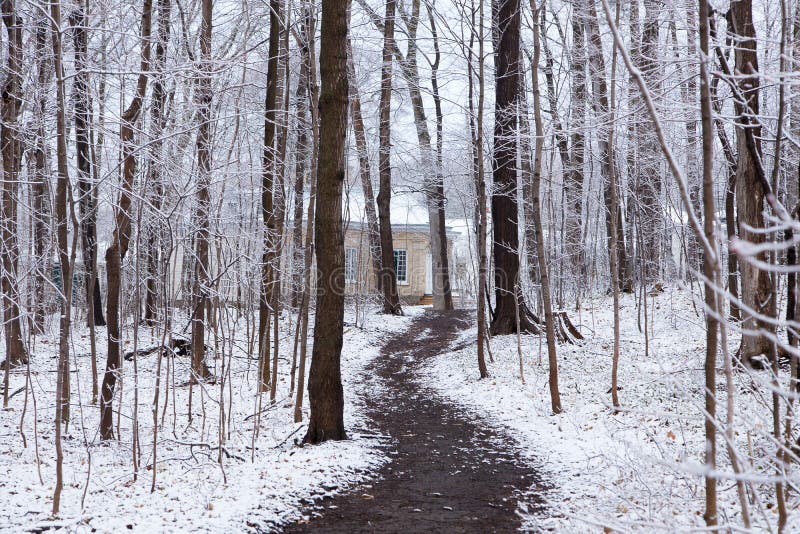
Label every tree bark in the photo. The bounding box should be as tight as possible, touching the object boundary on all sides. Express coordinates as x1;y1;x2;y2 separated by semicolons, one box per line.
259;0;282;391
730;0;777;363
70;3;106;328
49;0;74;510
698;1;718;525
376;0;403;315
531;0;562;414
489;0;537;335
31;17;52;335
100;0;153;440
191;0;213;382
0;0;28;367
143;0;172;326
303;0;349;444
565;0;587;279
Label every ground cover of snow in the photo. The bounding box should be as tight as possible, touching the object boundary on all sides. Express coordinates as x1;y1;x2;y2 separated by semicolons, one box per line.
421;287;798;532
0;305;414;532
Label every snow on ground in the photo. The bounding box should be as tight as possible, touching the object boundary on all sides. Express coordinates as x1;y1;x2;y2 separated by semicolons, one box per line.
421;287;798;532
0;305;415;532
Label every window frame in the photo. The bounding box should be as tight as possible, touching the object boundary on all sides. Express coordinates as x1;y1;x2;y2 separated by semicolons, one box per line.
393;249;408;285
345;247;359;283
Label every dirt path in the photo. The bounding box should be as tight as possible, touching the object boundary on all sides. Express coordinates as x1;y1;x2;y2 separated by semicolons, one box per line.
281;309;547;533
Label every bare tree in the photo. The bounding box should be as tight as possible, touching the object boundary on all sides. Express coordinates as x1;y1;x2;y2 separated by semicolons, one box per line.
100;0;153;440
304;0;349;444
377;0;403;316
49;0;75;511
490;0;537;335
0;0;29;368
530;0;561;414
190;0;213;382
259;0;282;392
71;0;105;328
142;0;173;326
346;39;383;287
730;0;777;364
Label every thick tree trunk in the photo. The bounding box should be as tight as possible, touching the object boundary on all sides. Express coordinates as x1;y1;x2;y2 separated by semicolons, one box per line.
303;0;349;444
731;0;777;363
100;0;152;440
0;1;28;367
31;19;51;335
490;0;537;336
377;0;403;315
71;4;106;328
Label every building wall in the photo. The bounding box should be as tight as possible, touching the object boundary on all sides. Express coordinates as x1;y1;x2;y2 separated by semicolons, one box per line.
343;226;453;304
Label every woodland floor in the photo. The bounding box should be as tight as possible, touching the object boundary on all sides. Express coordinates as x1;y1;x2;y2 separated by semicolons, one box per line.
281;309;547;533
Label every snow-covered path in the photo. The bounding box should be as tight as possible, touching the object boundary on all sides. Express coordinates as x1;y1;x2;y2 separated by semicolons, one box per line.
282;310;547;532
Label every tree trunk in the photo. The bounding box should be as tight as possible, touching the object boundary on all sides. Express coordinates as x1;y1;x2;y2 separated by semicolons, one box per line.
682;4;701;276
468;0;488;378
143;0;172;326
0;0;28;367
259;0;281;391
565;0;587;280
376;0;403;315
636;0;663;283
585;0;629;297
531;0;562;414
731;0;777;363
346;40;382;282
303;0;349;444
71;3;106;328
191;0;213;382
291;16;311;310
31;18;51;335
426;3;453;311
518;64;539;288
100;0;153;440
490;0;537;336
49;0;74;510
294;1;318;423
698;1;718;524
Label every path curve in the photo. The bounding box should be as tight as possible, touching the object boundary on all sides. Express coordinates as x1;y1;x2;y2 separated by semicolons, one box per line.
281;309;547;533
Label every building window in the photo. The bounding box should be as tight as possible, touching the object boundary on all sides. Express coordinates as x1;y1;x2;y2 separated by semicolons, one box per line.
393;249;407;284
345;248;359;283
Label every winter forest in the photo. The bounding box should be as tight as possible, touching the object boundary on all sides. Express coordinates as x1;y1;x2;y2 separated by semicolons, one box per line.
4;0;800;530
